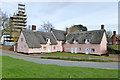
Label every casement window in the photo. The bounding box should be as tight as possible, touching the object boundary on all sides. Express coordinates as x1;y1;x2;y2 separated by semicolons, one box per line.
73;40;78;43
24;45;26;50
53;46;56;50
46;38;51;44
108;41;112;45
79;48;81;51
20;46;23;49
37;48;40;50
76;40;78;43
91;48;95;52
46;38;49;42
116;41;119;45
20;46;23;50
66;48;69;50
43;47;46;50
21;38;23;42
66;40;70;43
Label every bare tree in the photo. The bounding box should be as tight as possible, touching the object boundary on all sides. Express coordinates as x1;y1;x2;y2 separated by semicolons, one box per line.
106;30;112;39
39;21;54;32
0;10;9;30
0;9;19;43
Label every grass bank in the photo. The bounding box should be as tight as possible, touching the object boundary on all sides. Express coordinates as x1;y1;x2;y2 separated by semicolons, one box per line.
2;56;118;78
40;57;117;62
40;52;116;58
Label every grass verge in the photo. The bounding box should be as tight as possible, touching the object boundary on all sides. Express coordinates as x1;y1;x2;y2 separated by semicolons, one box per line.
40;57;117;62
2;56;118;78
40;52;116;58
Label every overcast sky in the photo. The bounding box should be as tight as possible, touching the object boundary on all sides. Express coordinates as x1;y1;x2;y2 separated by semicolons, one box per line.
1;2;118;34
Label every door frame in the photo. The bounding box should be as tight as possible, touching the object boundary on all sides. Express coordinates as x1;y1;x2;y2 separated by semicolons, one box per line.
60;46;62;52
75;47;77;53
71;47;73;53
48;46;51;53
85;48;89;54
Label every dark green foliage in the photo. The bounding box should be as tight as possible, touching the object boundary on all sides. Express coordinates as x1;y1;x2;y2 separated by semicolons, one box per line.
107;45;120;54
70;24;87;32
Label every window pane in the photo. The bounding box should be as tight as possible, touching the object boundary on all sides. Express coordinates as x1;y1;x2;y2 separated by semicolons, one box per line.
66;48;69;50
53;46;56;50
43;47;46;50
91;48;95;52
21;38;23;41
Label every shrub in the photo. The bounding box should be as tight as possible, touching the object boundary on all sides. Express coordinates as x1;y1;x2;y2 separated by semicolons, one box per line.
107;46;120;54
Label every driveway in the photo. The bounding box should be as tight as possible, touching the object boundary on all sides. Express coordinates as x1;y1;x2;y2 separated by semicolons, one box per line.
1;49;119;69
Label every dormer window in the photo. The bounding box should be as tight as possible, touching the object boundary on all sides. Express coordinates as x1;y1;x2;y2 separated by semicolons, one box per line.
66;40;70;43
73;40;78;43
85;39;90;43
46;38;51;44
21;38;23;42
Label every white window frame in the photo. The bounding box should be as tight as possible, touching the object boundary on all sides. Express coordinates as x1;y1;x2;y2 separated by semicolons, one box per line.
37;48;40;50
73;40;78;43
46;38;51;44
85;39;90;43
66;40;70;43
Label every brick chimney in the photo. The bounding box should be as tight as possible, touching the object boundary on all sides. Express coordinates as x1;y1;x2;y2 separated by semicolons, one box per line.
66;28;70;34
101;25;104;29
112;31;116;45
32;25;36;30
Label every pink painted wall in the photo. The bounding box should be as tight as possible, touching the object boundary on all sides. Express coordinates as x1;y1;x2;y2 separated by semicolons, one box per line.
100;32;107;54
63;32;107;55
63;43;101;55
17;32;29;53
17;32;63;53
28;41;63;53
17;31;107;55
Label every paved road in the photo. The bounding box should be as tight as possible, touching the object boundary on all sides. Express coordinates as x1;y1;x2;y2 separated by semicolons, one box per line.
1;50;119;69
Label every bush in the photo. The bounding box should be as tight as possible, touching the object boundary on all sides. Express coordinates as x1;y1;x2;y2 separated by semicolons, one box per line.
107;46;120;54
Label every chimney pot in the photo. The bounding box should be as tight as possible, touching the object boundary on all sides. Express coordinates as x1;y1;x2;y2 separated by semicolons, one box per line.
112;31;116;45
66;28;70;34
32;25;36;30
113;31;116;35
101;25;104;29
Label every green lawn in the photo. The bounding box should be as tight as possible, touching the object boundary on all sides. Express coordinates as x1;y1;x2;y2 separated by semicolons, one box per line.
40;52;116;58
0;55;2;79
2;56;118;78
